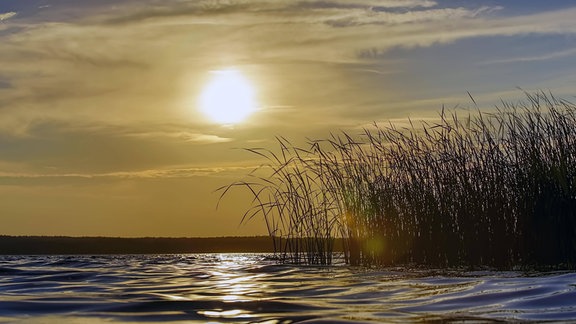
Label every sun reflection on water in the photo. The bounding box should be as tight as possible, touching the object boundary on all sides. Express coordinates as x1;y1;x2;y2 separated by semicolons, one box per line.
195;254;270;321
199;309;251;318
209;254;268;302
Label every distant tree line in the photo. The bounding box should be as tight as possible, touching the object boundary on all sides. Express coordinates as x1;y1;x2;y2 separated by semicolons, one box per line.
0;236;275;254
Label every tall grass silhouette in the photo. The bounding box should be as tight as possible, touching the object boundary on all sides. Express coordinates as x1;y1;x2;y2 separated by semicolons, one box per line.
219;92;576;268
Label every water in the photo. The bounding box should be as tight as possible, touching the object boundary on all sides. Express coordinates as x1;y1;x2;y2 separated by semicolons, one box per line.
1;254;576;323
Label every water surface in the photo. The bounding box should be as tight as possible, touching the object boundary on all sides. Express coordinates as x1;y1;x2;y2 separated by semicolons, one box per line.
1;254;575;323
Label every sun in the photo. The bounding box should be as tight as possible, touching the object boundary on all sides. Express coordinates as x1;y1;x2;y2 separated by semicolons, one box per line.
198;69;258;124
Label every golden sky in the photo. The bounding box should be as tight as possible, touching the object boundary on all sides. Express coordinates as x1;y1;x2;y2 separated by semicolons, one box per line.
1;0;576;237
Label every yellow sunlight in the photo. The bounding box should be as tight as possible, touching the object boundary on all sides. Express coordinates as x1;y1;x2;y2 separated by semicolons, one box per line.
198;69;258;124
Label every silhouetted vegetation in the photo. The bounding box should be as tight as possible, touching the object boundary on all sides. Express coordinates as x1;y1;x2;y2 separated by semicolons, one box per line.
221;92;576;268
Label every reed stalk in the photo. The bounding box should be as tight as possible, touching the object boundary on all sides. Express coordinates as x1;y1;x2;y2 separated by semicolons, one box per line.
219;92;576;268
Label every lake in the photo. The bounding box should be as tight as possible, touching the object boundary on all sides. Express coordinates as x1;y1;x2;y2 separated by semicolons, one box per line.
1;254;575;323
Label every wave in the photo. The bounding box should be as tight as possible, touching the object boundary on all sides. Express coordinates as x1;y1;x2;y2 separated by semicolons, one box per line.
1;254;575;323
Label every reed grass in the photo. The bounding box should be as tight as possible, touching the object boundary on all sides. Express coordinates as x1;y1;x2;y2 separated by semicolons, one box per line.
219;92;576;268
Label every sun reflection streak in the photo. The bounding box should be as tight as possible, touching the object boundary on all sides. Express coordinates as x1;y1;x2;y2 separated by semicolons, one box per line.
195;254;271;321
209;255;268;302
199;309;251;318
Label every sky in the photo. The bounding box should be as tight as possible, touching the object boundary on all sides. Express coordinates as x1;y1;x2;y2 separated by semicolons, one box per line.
1;0;576;237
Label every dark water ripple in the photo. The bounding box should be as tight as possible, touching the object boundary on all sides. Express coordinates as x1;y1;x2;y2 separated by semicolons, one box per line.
0;254;575;323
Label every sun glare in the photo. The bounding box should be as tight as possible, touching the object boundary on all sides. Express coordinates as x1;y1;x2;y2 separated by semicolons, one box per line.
198;69;258;124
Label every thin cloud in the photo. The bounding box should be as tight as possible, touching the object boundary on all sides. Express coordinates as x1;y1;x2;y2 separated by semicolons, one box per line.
326;6;501;27
348;7;576;61
85;1;574;65
106;166;254;178
0;165;257;182
89;0;489;30
184;133;233;143
292;0;437;10
481;47;576;65
370;0;437;9
126;131;233;144
0;12;17;21
1;1;576;137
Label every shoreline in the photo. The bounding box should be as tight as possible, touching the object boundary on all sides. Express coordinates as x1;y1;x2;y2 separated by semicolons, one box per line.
0;236;276;255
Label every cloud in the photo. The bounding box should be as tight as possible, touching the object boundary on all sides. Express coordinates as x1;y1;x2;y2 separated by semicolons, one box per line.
325;7;493;27
481;47;576;65
107;166;255;178
0;12;17;21
0;165;258;183
370;0;437;9
127;131;233;143
1;1;576;143
78;1;575;67
292;0;437;11
84;0;492;34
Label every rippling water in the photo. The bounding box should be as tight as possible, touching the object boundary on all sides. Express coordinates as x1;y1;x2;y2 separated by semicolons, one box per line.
1;254;576;323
